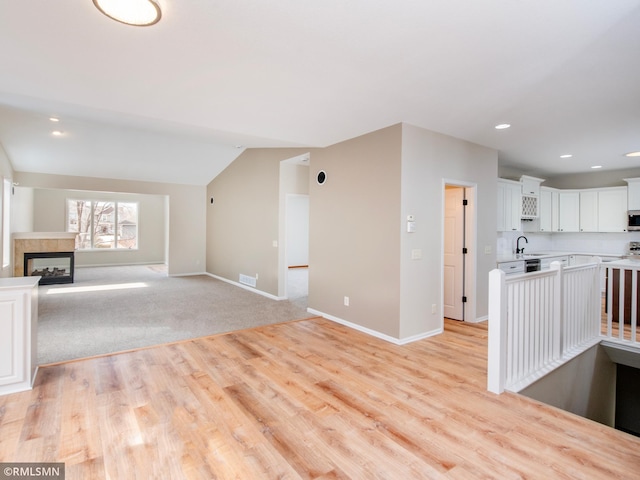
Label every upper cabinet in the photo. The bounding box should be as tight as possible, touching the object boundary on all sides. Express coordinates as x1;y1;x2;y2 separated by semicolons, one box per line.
520;175;544;196
528;185;627;233
625;178;640;210
579;190;598;232
501;177;628;234
497;179;521;232
597;187;627;232
520;175;543;219
558;191;580;232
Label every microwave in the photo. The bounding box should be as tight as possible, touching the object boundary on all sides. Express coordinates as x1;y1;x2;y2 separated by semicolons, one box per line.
629;210;640;231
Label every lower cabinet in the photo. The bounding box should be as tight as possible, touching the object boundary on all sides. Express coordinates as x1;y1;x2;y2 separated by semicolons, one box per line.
0;277;39;396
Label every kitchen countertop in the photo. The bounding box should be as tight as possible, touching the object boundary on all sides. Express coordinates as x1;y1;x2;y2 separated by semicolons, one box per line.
496;251;624;264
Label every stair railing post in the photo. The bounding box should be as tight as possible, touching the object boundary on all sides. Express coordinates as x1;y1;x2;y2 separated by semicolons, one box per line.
487;268;507;394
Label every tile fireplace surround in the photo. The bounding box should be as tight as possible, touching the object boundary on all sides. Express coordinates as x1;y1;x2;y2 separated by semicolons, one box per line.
13;232;77;278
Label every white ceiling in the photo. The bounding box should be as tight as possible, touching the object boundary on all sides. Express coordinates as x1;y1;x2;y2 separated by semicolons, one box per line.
0;0;639;185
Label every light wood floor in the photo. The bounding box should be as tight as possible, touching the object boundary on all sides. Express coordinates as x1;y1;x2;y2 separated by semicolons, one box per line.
1;317;639;479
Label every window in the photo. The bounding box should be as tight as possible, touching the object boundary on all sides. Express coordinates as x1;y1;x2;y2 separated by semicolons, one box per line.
2;179;10;267
67;199;138;250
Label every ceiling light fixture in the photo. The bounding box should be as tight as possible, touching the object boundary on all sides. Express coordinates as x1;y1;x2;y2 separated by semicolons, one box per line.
51;130;63;137
92;0;161;26
591;165;602;169
49;117;59;122
625;151;640;157
560;154;572;158
494;124;511;130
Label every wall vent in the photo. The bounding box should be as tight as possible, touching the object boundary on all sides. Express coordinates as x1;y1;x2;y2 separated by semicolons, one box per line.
239;274;257;288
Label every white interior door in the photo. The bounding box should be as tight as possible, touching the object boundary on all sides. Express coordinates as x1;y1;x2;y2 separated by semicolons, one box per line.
444;186;465;320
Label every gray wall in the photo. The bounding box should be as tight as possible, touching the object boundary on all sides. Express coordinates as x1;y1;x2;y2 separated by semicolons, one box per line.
499;165;640;190
400;124;498;335
31;188;166;267
520;344;616;427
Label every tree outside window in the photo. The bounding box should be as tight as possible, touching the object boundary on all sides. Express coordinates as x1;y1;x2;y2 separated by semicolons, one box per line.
67;199;138;250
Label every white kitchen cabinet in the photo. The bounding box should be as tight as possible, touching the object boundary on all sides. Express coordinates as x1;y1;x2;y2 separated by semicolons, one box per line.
497;179;521;232
538;188;553;232
520;175;544;196
597;187;627;232
624;178;640;210
557;191;580;232
0;277;39;396
497;260;525;275
541;256;569;269
579;190;598;232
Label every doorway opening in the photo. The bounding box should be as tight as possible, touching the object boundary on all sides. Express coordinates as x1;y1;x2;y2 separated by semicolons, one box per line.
443;181;477;323
278;153;310;307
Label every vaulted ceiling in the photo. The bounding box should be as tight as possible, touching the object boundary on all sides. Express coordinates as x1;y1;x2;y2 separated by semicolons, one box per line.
0;1;639;185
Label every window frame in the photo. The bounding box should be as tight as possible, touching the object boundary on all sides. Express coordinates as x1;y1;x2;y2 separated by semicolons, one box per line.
66;198;139;251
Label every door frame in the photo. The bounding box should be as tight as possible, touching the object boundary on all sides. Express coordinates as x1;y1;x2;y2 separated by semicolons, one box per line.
442;179;477;323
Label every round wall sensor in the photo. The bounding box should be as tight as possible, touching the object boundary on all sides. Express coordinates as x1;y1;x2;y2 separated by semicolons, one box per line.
317;170;327;185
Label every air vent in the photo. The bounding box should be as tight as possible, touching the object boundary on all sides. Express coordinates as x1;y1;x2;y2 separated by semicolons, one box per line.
239;274;257;287
521;194;538;219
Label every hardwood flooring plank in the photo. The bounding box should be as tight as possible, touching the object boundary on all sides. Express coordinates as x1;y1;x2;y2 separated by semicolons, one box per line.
1;316;640;479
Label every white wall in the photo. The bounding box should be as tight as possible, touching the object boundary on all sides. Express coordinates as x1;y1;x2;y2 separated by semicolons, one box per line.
11;186;33;234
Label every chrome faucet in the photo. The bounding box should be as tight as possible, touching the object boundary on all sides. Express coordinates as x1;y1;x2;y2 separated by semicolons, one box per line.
516;235;528;254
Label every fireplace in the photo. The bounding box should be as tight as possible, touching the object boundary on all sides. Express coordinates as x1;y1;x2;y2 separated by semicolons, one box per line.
23;252;75;285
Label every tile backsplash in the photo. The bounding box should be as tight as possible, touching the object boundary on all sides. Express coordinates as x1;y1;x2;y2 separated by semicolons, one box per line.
497;230;640;256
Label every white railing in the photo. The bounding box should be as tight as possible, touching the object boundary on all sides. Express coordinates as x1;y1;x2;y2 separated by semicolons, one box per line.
488;260;601;394
603;261;640;345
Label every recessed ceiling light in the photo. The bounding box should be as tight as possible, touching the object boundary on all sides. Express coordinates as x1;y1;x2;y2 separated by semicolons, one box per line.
560;154;572;158
625;151;640;157
591;165;602;169
495;124;511;130
51;130;63;137
49;117;59;122
93;0;161;26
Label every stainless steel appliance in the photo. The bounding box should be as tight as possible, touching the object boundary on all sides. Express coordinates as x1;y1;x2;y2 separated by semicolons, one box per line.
628;211;640;231
628;241;640;256
525;258;540;272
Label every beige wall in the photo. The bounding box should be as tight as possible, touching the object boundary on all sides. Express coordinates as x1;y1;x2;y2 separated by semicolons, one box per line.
400;124;498;336
31;188;166;267
309;125;403;337
13;172;205;275
207;123;497;341
206;148;312;296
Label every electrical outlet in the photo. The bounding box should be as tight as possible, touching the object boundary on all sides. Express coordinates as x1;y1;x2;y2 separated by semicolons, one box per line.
432;304;436;314
344;296;350;306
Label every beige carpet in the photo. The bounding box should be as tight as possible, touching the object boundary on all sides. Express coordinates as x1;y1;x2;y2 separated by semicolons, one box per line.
37;265;312;365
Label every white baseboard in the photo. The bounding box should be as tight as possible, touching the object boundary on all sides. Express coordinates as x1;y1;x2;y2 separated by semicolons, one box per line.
170;271;207;277
205;273;285;301
307;308;443;345
467;315;488;324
